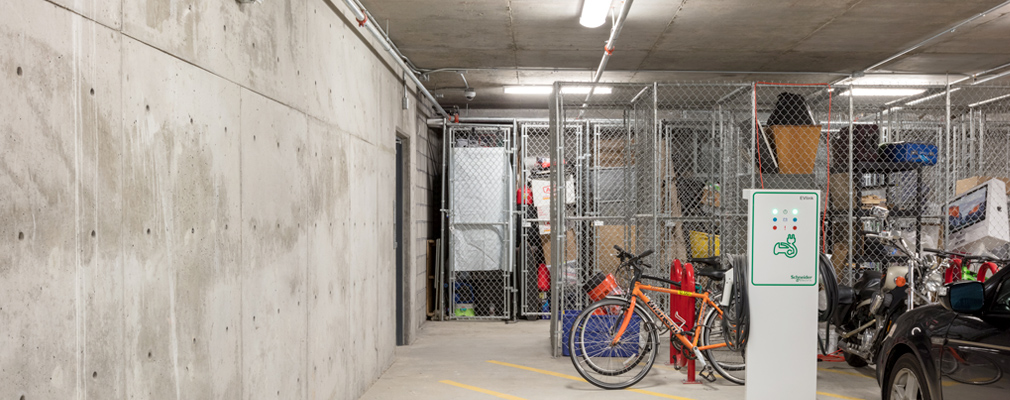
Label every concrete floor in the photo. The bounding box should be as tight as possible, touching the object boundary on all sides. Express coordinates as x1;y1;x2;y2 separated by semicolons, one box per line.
360;320;881;400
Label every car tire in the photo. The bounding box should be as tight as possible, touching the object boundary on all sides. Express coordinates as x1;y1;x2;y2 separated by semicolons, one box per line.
884;353;931;400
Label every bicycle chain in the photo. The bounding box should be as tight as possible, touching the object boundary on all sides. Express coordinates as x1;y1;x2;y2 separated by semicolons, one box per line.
679;332;697;360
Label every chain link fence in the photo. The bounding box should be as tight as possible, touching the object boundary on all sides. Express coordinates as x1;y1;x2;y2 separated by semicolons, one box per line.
443;124;515;320
543;80;1010;356
432;81;1010;356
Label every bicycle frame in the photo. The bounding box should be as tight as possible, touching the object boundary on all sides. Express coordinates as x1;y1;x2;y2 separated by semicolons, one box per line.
611;280;728;355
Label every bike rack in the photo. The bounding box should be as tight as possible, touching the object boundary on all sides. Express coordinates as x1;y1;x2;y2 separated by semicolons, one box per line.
670;259;700;384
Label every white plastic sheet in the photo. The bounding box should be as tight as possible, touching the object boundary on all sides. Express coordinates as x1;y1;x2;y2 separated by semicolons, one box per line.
451;147;511;271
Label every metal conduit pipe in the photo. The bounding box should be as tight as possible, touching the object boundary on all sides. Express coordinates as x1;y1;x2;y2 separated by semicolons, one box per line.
355;4;420;72
426;117;573;127
427;117;516;127
583;0;635;105
340;0;449;118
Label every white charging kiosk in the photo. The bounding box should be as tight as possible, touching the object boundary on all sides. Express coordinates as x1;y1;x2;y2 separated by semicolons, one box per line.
745;190;820;400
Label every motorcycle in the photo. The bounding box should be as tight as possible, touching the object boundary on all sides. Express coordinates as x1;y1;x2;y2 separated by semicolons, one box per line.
833;208;939;367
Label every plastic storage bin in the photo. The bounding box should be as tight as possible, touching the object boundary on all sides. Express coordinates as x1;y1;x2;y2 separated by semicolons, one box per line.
879;142;937;165
562;310;642;357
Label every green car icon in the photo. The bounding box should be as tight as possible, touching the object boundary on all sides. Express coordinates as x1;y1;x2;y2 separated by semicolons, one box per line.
773;234;798;258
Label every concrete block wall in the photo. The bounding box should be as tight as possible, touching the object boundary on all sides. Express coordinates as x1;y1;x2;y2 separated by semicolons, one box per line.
0;0;436;398
409;127;442;341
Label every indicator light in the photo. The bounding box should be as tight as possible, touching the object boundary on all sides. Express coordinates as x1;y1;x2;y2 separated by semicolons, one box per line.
793;218;797;222
773;218;778;222
792;209;798;215
772;209;779;215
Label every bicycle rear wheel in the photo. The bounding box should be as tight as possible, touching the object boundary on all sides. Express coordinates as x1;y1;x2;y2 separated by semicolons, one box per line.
700;307;746;385
568;298;659;390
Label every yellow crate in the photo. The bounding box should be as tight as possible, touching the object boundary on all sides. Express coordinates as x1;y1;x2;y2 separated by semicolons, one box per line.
688;231;721;258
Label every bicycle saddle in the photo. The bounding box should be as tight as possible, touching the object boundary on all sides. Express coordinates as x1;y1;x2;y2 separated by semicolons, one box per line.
695;268;725;281
689;257;730;271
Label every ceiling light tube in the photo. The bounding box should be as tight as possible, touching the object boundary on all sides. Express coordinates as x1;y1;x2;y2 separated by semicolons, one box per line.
580;0;612;28
905;88;960;106
839;88;926;97
969;93;1010;108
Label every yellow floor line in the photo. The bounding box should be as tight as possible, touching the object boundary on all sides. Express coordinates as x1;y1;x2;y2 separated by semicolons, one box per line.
817;391;864;400
818;367;874;379
487;360;698;400
653;363;722;380
439;380;528;400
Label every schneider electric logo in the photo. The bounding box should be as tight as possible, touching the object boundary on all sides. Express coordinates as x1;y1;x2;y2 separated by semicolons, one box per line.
790;274;813;282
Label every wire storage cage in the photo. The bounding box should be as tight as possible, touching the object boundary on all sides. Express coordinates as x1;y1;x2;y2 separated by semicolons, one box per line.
543;80;1010;356
442;123;516;320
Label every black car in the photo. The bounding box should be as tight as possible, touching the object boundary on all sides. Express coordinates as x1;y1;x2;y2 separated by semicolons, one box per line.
876;267;1010;400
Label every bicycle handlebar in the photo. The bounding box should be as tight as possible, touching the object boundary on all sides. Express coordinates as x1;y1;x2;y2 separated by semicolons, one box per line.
613;245;653;269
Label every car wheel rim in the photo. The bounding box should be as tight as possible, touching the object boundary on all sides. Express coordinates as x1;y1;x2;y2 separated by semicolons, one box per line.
891;368;922;400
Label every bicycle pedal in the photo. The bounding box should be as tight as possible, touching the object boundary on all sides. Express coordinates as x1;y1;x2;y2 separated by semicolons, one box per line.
699;367;717;382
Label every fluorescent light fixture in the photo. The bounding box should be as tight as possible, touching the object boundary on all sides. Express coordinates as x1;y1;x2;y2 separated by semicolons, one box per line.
881;106;903;116
905;88;960;106
503;86;613;95
504;86;552;95
849;75;949;86
839;88;926;97
580;0;611;28
969;93;1010;108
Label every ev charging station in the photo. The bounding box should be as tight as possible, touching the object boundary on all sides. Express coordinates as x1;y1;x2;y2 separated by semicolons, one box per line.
745;190;820;400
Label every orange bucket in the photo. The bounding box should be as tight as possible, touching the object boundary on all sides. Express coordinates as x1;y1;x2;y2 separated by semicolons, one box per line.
584;272;619;302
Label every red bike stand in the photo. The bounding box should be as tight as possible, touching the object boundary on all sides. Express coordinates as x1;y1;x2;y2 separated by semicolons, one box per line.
670;260;684;367
670;259;700;384
945;258;963;283
980;262;999;283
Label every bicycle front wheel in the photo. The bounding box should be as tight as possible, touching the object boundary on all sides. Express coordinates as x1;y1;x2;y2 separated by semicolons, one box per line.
700;307;746;385
568;298;659;390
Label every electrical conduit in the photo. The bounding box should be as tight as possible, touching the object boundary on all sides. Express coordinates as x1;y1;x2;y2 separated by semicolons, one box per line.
340;0;449;118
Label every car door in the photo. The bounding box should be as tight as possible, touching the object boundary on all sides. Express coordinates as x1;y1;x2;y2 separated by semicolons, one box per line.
940;273;1010;399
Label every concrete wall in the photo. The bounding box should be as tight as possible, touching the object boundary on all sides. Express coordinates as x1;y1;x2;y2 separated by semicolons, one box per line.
0;0;437;398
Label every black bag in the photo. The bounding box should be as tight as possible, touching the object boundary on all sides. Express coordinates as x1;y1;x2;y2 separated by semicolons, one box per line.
766;92;815;126
832;124;879;170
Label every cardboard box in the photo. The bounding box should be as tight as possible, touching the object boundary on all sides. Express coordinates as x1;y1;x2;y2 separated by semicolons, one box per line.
771;125;822;174
956;176;1010;196
861;195;886;209
542;229;578;267
829;173;857;210
596;137;629;167
594;225;636;275
831;242;851;278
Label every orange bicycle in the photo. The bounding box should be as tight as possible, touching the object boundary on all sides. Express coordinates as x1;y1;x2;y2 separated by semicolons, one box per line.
568;246;746;389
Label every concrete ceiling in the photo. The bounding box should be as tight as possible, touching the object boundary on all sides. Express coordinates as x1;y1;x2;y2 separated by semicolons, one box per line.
358;0;1010;109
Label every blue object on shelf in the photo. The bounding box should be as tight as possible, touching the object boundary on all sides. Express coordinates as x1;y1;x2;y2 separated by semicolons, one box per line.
879;142;937;165
561;310;642;357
